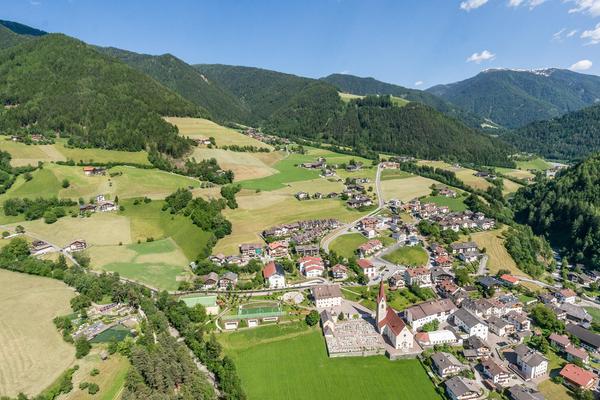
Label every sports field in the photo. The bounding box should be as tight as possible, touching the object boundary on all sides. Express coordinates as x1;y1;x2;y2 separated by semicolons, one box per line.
218;323;439;400
468;228;519;276
0;270;75;397
329;233;368;259
381;175;438;201
383;245;428;266
166;117;271;149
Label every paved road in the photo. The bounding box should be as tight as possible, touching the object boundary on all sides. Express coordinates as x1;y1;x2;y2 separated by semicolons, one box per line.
321;163;385;254
476;255;489;276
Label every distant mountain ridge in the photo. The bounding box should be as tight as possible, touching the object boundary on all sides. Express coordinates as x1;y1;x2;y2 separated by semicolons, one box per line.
427;68;600;128
321;73;488;129
0;20;47;37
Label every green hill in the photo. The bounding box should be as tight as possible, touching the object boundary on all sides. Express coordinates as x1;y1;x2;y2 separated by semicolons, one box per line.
512;153;600;267
427;68;600;128
97;47;250;123
502;104;600;160
0;20;46;36
0;34;204;158
321;73;487;129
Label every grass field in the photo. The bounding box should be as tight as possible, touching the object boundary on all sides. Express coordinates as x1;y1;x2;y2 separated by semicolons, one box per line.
422;195;467;211
381;175;438;201
515;158;551;171
166;117;272;149
380;169;412;181
0;270;75;397
339;92;364;102
538;379;573;400
383;245;428;266
191;147;281;182
65;351;130;400
0;138;150;167
468;228;521;276
218;323;439;400
496;167;535;180
417;160;492;191
329;233;368;259
90;238;190;291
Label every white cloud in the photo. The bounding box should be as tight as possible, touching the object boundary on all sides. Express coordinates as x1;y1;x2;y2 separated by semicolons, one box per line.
552;28;566;41
581;23;600;45
466;50;496;63
29;0;41;4
570;59;593;71
460;0;488;11
339;70;351;75
508;0;546;8
568;0;600;17
567;29;578;38
414;81;424;86
508;0;524;6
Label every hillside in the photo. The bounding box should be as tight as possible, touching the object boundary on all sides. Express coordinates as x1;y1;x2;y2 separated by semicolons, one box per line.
512;153;600;267
427;68;600;128
194;64;315;124
0;20;47;36
266;92;515;166
502;104;600;160
0;34;204;158
98;47;250;123
321;73;487;129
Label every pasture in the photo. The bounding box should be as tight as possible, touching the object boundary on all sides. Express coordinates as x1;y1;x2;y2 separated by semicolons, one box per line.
380;169;412;181
329;233;368;259
0;270;75;397
191;147;281;181
422;195;467;211
496;166;534;180
383;245;429;266
515;158;550;171
468;228;520;276
381;175;438;201
218;323;439;400
339;92;363;102
65;351;130;400
417;160;492;191
166;117;271;149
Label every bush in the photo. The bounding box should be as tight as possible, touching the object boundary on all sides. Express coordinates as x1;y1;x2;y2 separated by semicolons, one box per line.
305;310;319;326
62;179;70;188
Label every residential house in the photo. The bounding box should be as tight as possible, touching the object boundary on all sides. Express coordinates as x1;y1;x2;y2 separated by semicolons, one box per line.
376;282;414;351
559;363;598;391
459;251;481;263
263;261;286;289
30;240;54;256
357;259;377;279
389;270;406;290
298;256;325;278
557;288;577;304
83;166;106;176
331;264;348;280
445;376;483;400
439;187;458;198
565;346;590;365
453;309;488;340
488;316;515;337
97;201;117;212
506;311;531;332
539;293;558;306
239;243;263;259
466;335;491;359
481;357;511;385
358;239;383;257
566;324;600;352
438;280;461;299
431;266;454;283
218;272;238;289
347;196;372;209
312;284;342;309
295;192;309;200
560;303;593;326
267;241;289;258
507;385;544;400
451;242;478;255
199;272;219;289
295;244;320;257
500;274;520;286
404;299;457;330
549;333;572;351
404;267;433;288
79;204;96;214
513;344;549;380
66;239;87;252
431;352;467;378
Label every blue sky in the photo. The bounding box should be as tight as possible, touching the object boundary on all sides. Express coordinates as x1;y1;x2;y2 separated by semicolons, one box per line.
3;0;600;87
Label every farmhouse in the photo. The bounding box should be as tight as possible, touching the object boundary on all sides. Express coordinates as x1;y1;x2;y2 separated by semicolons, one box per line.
66;239;87;252
267;241;289;258
404;267;433;288
83;166;106;176
97;200;117;212
30;240;54;255
312;284;342;309
431;352;467;378
357;259;377;279
331;264;348;280
298;256;325;278
376;282;414;351
559;363;598;391
453;309;488;340
445;376;483;400
263;261;286;289
404;298;457;330
79;204;96;214
513;344;548;380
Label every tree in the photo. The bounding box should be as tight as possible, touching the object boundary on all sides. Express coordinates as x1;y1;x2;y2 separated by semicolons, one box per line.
305;310;319;326
75;336;91;359
62;179;70;188
15;225;25;234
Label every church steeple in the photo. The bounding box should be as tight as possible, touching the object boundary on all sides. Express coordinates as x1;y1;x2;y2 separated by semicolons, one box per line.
376;281;387;329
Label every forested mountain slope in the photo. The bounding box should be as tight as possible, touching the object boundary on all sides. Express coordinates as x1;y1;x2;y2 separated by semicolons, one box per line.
512;154;600;267
321;73;487;129
428;68;600;128
0;34;204;158
98;47;250;123
501;104;600;160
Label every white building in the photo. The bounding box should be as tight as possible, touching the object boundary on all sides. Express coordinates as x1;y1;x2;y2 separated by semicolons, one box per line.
312;285;342;309
514;344;548;380
405;299;457;330
453;309;488;340
263;261;286;289
357;259;378;279
376;282;414;351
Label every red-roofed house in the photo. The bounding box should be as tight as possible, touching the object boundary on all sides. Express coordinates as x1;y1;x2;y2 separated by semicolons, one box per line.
267;241;289;258
298;256;325;278
500;274;520;286
559;364;598;390
376;282;413;351
357;259;377;279
263;261;286;288
404;267;433;288
331;264;348;280
358;239;383;257
557;288;577;304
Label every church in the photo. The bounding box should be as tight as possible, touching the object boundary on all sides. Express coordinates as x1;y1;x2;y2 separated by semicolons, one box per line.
376;282;414;351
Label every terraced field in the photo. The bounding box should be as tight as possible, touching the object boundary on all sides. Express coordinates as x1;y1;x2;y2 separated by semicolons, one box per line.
0;270;75;397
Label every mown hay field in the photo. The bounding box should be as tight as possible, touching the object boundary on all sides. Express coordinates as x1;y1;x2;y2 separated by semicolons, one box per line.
381;175;438;201
0;270;75;397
